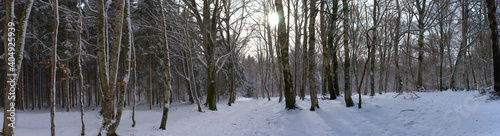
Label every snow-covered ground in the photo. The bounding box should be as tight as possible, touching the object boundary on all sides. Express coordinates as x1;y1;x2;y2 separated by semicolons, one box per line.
3;91;500;136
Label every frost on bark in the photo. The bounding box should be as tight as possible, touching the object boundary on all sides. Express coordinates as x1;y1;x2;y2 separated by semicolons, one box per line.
275;0;297;110
308;0;319;111
158;0;172;130
485;0;500;95
343;0;355;107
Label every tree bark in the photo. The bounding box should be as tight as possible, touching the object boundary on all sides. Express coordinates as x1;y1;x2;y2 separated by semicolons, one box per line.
300;0;309;100
416;0;426;90
3;0;33;134
158;0;172;129
77;0;85;134
50;0;59;135
343;0;355;107
450;0;469;90
275;0;297;109
485;0;500;95
308;0;319;111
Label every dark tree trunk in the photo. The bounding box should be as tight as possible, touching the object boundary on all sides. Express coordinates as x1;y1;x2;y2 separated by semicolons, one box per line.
486;0;500;95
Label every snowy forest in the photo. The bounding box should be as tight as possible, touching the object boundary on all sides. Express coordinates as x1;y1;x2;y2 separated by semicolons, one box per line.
1;0;500;135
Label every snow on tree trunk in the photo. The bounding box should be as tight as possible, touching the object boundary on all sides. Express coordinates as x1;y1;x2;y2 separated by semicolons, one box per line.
50;0;59;135
158;0;172;129
99;0;126;134
77;0;85;134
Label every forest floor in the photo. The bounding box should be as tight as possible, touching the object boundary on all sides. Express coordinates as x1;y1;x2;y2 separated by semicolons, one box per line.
4;90;500;136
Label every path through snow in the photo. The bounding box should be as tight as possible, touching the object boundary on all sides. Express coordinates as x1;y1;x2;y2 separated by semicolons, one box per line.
4;91;500;136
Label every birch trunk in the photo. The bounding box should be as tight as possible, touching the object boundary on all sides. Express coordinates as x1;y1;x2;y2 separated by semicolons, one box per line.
275;0;296;109
308;0;319;110
158;0;172;129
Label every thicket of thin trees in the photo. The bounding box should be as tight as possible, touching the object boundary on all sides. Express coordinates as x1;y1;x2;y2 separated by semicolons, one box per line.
1;0;500;135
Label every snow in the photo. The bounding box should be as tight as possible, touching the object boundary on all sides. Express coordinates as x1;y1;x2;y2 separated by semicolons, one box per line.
3;91;500;136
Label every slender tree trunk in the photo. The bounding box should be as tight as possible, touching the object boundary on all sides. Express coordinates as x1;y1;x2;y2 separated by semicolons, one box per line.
66;73;70;112
50;0;59;135
132;25;138;127
294;0;301;100
394;0;403;93
439;2;445;91
300;0;309;100
77;0;85;134
158;0;172;129
369;0;378;96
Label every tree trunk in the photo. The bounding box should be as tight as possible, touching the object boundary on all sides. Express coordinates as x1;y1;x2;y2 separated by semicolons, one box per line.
416;0;426;90
99;0;125;134
50;0;59;135
3;0;33;134
308;0;319;111
158;0;172;129
294;0;301;100
485;0;500;95
300;0;309;100
450;0;468;90
343;0;355;107
77;0;85;134
394;0;403;93
438;1;445;92
132;24;138;126
370;0;378;96
275;0;296;109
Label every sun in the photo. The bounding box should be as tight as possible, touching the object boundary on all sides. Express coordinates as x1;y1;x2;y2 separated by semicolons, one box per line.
268;13;279;26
